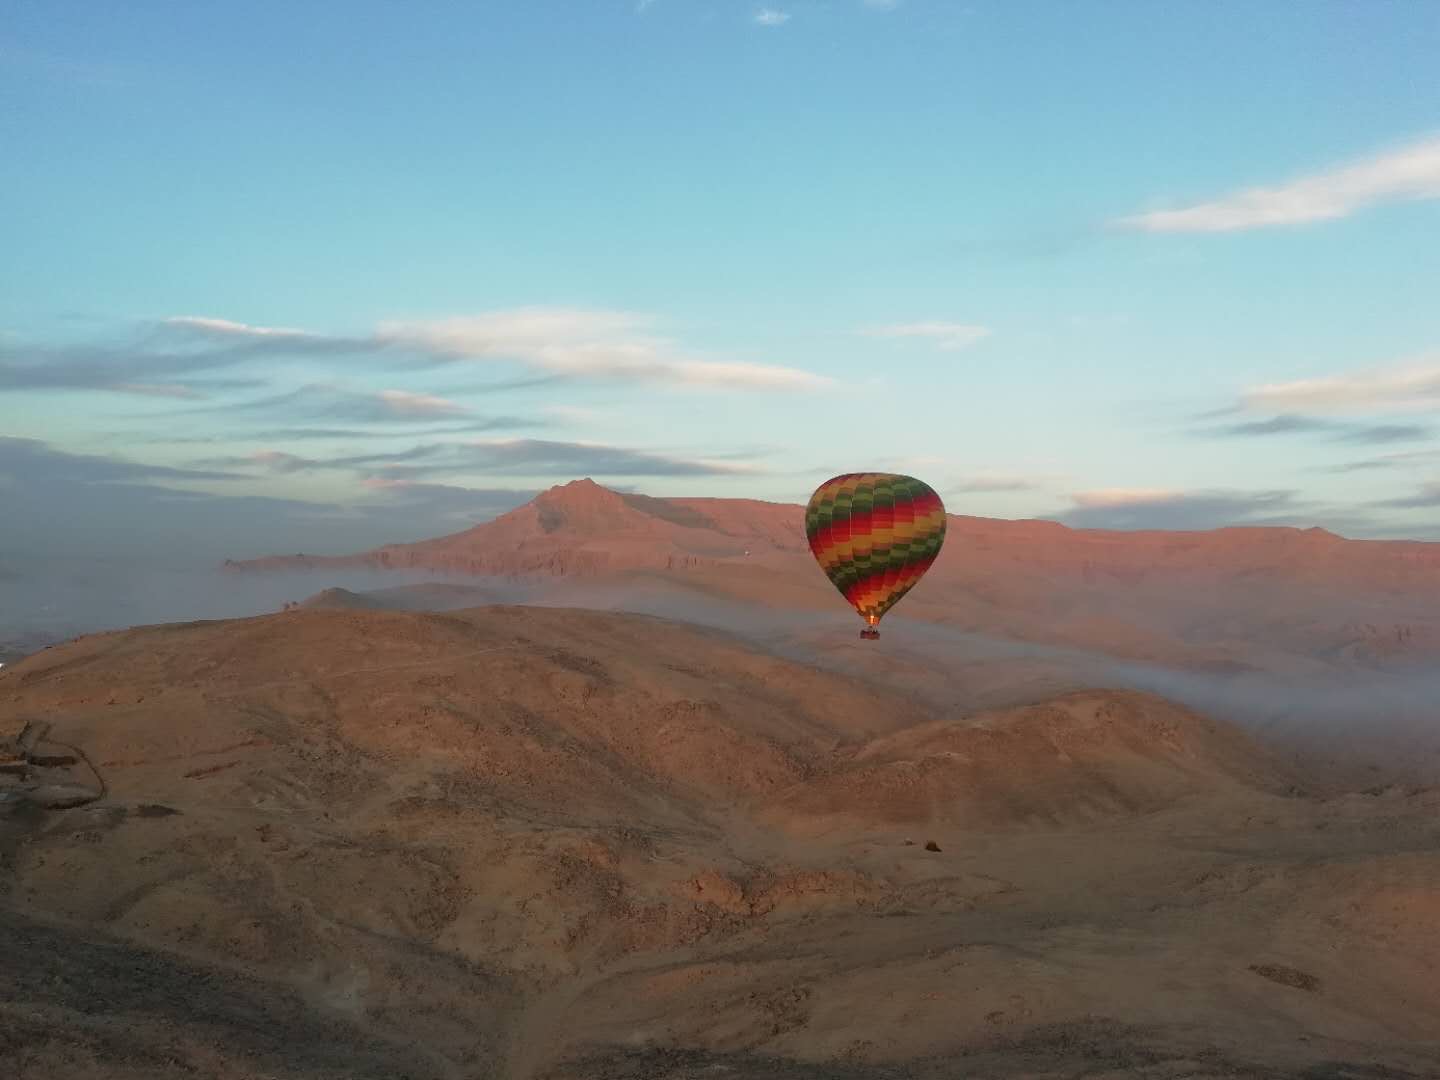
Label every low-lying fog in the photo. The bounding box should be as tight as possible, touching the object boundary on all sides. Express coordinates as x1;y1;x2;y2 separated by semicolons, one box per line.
4;561;1437;780
0;559;464;649
498;582;1433;784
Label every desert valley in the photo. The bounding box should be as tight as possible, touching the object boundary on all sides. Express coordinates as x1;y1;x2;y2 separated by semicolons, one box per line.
8;6;1439;1076
3;479;1439;1079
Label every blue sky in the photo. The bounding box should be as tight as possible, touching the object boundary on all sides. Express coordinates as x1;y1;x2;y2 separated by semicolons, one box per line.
3;0;1440;559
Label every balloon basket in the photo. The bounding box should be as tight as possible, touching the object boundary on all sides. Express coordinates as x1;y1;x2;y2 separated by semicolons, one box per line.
860;628;880;641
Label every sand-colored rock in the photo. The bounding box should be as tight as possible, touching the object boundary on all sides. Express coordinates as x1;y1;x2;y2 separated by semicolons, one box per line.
2;606;1438;1078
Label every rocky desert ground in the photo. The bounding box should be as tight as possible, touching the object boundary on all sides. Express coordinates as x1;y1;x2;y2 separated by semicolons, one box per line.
3;600;1438;1079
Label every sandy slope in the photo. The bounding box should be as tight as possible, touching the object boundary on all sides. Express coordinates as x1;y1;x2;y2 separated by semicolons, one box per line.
2;606;1438;1079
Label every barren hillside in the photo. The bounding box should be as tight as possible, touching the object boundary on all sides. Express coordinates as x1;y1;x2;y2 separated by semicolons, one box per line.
3;607;1438;1079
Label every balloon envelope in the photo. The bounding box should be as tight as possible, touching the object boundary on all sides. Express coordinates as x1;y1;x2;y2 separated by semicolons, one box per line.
805;473;946;627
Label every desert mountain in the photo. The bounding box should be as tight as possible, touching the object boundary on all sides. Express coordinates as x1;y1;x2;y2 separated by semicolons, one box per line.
227;478;808;577
4;606;1440;1079
229;477;1440;590
227;479;1440;710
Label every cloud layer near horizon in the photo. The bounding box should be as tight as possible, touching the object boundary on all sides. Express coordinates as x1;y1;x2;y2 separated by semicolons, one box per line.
1057;488;1319;531
0;436;540;562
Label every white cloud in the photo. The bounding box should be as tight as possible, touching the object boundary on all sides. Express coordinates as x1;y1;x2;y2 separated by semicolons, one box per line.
1118;132;1440;233
380;308;828;390
1242;352;1440;414
1069;488;1180;509
380;308;644;358
164;316;313;339
543;404;606;423
375;389;469;417
754;8;791;26
947;473;1046;494
863;321;992;351
162;307;828;392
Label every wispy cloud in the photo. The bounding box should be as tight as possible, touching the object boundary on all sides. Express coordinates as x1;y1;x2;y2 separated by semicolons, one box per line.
199;444;448;476
1326;449;1440;474
164;315;314;340
379;308;826;389
197;437;759;481
0;316;373;400
1068;488;1186;511
179;384;482;424
754;8;791;26
1241;353;1440;414
374;389;469;417
862;0;901;9
0;335;262;399
863;321;993;351
1199;413;1431;445
0;437;535;562
146;418;540;444
1334;422;1432;444
4;308;826;398
1057;487;1312;531
0;436;240;486
1209;414;1337;437
542;404;606;424
1375;482;1440;509
946;474;1044;494
249;451;315;474
109;383;209;400
1056;488;1401;539
440;438;762;478
1118;132;1440;233
356;478;540;523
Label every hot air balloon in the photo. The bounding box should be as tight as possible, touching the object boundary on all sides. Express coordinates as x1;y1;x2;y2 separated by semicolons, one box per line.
805;473;946;640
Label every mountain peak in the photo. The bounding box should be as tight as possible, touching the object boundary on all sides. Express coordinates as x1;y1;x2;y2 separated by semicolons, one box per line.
536;477;625;507
531;477;637;533
551;477;606;493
